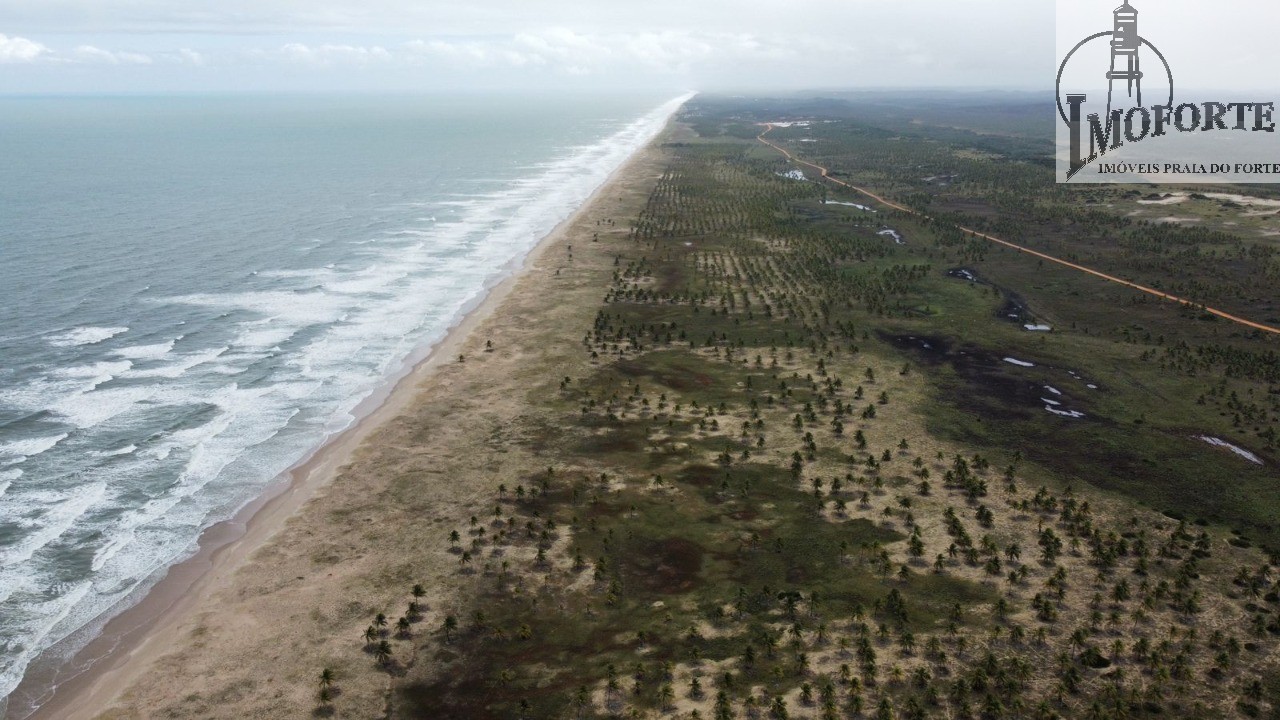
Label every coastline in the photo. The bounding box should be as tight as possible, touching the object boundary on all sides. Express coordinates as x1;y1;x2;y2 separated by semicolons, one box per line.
13;113;678;720
13;240;526;720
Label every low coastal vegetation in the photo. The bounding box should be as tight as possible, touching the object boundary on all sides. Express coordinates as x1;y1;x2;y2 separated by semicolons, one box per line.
320;95;1279;719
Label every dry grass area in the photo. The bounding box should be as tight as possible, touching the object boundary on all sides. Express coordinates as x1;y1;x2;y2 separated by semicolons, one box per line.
393;124;1279;719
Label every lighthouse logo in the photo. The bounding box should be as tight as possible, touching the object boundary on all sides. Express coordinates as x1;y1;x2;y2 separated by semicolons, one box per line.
1054;0;1279;183
1056;1;1174;179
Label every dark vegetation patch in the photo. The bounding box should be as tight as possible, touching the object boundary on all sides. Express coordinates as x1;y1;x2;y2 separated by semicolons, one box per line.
573;419;647;455
626;536;705;594
616;353;716;392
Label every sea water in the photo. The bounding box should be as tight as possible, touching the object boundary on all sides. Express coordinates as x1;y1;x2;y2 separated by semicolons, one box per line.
0;91;689;712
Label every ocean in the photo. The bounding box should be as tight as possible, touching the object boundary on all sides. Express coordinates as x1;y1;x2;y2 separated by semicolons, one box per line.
0;91;688;712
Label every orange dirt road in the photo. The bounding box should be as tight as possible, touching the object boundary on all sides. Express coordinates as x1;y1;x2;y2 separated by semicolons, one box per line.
757;123;1280;336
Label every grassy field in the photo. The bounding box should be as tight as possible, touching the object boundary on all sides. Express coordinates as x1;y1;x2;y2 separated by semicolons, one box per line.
315;95;1280;719
711;94;1280;551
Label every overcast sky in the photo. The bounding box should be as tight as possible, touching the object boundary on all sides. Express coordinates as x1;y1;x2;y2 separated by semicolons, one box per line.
1058;0;1279;95
0;0;1068;94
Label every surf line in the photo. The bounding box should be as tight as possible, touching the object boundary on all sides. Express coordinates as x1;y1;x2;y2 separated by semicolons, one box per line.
756;123;1280;336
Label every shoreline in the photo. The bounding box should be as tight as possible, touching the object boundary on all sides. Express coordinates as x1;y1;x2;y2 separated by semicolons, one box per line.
11;116;673;720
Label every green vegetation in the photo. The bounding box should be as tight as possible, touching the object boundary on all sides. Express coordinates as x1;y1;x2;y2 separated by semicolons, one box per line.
325;94;1280;718
719;93;1280;550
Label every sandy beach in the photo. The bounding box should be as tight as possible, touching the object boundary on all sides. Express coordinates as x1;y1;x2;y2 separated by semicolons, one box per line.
14;122;675;720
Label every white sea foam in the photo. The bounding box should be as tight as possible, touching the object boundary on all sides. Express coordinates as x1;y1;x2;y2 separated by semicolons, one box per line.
0;363;136;431
235;324;299;351
256;268;336;279
204;351;269;376
1046;407;1087;418
0;469;19;497
323;266;410;296
163;291;352;327
0;581;91;709
46;385;159;430
0;483;107;568
45;326;128;348
0;434;69;464
1044;385;1062;396
111;339;177;360
90;534;132;573
122;347;228;380
49;359;130;380
89;445;137;458
1003;357;1035;367
70;385;296;607
1024;324;1052;332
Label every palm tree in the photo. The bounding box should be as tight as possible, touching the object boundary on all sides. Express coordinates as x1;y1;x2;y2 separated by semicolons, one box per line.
375;640;392;666
658;683;676;711
1069;628;1088;655
443;614;458;642
605;665;620;699
412;583;426;600
572;685;591;718
363;625;377;646
715;690;734;720
318;667;335;690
